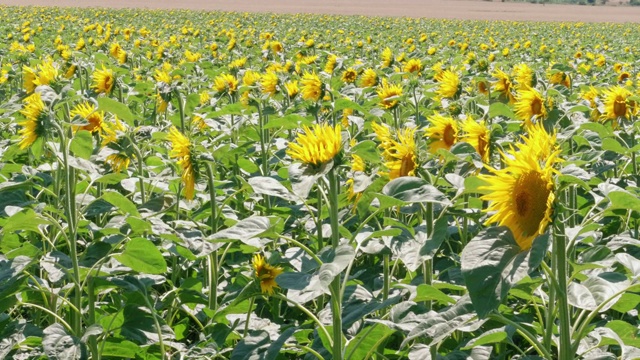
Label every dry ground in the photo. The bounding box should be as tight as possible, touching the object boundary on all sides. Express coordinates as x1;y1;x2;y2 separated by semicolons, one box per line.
1;0;639;22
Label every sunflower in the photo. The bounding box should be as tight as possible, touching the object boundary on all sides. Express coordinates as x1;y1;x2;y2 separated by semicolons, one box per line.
381;47;393;68
549;71;570;88
602;85;633;121
18;92;47;149
242;70;260;86
492;69;515;103
252;254;283;295
618;71;631;83
517;122;560;163
154;69;172;84
167;126;196;200
376;125;417;179
360;68;377;88
424;114;459;153
461;117;490;163
324;54;337;74
23;60;58;93
512;63;534;90
70;102;106;134
341;68;357;84
260;71;278;96
403;58;422;74
479;137;560;250
514;87;547;129
92;66;115;95
300;72;323;102
436;70;460;99
287;123;342;167
284;80;299;99
213;73;238;94
106;153;131;173
376;79;402;110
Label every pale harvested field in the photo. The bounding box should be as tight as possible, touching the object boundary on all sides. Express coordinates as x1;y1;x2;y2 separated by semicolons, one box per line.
1;0;639;22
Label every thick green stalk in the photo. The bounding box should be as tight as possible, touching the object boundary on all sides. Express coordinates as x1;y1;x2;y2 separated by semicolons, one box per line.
52;122;81;336
131;142;146;204
327;168;343;360
554;219;572;360
205;162;218;311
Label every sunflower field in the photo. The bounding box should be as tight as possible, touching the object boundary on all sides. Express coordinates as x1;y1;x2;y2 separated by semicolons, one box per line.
1;5;640;359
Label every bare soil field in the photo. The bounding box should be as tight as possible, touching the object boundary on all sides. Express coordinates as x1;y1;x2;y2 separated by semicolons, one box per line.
1;0;639;23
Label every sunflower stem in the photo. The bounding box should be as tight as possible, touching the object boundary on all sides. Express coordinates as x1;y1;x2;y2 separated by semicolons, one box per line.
52;121;82;337
243;297;255;337
175;89;185;133
205;162;219;311
131;141;146;205
423;202;434;311
553;216;572;360
327;167;343;360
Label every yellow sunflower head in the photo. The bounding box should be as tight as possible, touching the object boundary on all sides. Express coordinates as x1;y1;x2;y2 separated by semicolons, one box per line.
213;73;238;94
602;85;633;121
514;87;547;129
341;68;357;84
492;69;515;103
461;117;490;163
437;70;460;99
403;58;422;74
479;140;559;250
300;72;323;102
381;47;393;68
360;68;378;88
167;127;196;200
259;71;279;96
376;79;402;110
252;254;283;296
242;70;260;87
92;66;115;95
287;123;342;167
18;92;47;149
324;54;337;74
284;80;299;99
425;114;459;154
70;102;105;133
512;63;534;90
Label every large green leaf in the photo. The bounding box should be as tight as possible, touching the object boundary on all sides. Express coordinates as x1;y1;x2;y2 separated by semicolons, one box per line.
42;324;85;360
120;304;174;345
461;227;548;318
98;97;136;125
207;216;271;245
382;176;449;204
248;176;297;202
70;130;94;159
345;323;394;360
114;237;167;275
102;191;140;217
230;330;270;360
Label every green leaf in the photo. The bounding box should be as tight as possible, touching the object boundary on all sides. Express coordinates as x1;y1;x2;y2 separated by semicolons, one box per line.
237;158;260;173
98;97;135;126
461;227;548;318
606;320;640;347
102;191;140;217
345;324;394;360
184;93;200;117
120;304;174;345
602;138;628;155
265;327;297;360
208;216;271;244
70;130;94;159
461;327;508;350
334;97;366;115
248;176;297;202
230;330;270;360
413;284;456;305
608;191;640;213
351;140;380;164
580;122;614;139
264;114;311;130
43;323;85;360
382;176;449;204
489;102;516;120
317;244;355;293
1;209;50;235
114;238;167;275
100;339;140;358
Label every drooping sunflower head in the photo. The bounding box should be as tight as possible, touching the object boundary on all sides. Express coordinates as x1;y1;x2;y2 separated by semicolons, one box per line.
548;71;570;88
213;73;238;94
70;102;105;133
461;117;490;163
360;68;378;88
92;66;115;95
436;70;460;99
424;114;459;154
479;148;556;250
287;123;342;167
381;47;393;68
23;59;59;93
252;254;283;296
514;87;547;129
18;92;47;149
376;79;403;110
602;85;633;121
167;126;196;200
300;72;323;102
324;54;337;74
242;70;260;87
492;69;515;103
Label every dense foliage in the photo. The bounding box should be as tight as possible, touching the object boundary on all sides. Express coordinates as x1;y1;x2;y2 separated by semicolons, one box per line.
1;5;640;359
